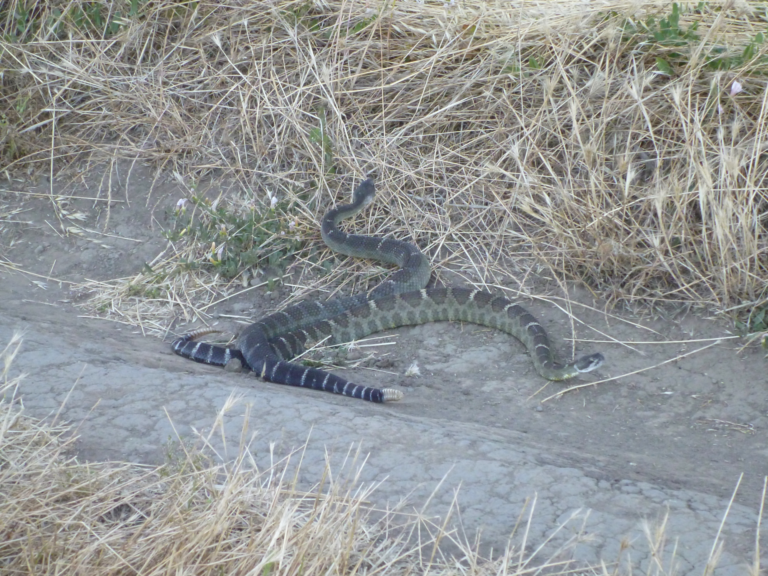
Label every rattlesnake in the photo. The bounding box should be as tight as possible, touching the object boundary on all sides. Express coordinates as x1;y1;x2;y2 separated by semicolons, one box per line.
172;179;604;402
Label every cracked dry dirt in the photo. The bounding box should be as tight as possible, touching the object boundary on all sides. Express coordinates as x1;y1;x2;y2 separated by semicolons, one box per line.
2;165;767;573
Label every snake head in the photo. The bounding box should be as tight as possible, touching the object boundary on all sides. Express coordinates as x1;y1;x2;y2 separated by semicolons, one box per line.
573;352;605;373
353;179;376;207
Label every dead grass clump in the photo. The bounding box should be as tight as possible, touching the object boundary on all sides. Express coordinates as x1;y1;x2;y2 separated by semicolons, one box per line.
2;1;768;321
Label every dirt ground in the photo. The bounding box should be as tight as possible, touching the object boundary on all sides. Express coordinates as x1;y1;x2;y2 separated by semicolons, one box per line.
2;163;767;569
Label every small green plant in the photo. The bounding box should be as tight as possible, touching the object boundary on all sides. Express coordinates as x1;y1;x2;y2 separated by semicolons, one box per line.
619;3;701;47
615;3;768;75
734;303;768;355
619;3;700;75
165;194;304;280
345;15;376;36
705;31;767;71
0;0;149;43
645;3;700;46
736;304;768;337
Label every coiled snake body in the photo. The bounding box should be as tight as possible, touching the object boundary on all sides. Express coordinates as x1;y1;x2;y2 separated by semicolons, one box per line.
172;179;604;402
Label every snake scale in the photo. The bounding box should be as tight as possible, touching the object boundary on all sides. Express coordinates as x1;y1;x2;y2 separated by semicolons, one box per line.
172;179;604;402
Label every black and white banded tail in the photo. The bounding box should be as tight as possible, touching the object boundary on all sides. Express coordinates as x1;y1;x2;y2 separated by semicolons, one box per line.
171;328;403;403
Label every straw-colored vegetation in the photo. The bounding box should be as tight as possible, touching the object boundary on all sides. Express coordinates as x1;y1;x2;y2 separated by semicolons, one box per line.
2;0;768;336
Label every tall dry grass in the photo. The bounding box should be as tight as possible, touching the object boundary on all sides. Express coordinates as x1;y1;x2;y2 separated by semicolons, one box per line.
1;0;767;325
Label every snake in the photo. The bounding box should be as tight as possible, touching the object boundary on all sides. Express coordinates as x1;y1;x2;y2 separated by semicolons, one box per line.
171;178;604;402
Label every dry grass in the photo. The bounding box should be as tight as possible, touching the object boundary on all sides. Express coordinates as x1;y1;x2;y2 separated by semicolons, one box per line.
2;0;768;329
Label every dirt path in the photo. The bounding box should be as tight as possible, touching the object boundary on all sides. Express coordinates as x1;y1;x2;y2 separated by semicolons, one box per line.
2;168;766;572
